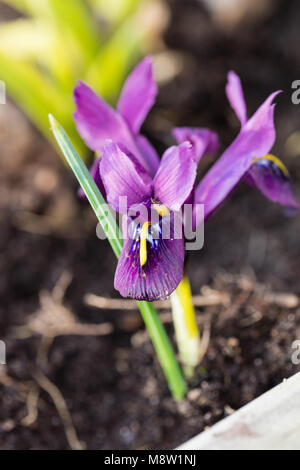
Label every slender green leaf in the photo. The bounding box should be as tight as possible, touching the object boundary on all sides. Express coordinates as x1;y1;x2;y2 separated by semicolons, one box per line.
47;0;101;65
0;19;52;60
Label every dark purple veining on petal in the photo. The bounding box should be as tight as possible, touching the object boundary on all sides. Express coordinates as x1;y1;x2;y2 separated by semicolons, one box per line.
115;214;185;301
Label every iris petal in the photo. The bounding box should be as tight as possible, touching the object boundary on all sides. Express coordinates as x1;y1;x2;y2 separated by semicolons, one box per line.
153;142;197;212
172;127;219;164
135;134;160;176
73;80;154;174
195;91;280;220
117;56;158;135
74;81;136;154
226;71;247;126
245;155;299;210
100;141;152;213
78;156;106;200
114;215;185;301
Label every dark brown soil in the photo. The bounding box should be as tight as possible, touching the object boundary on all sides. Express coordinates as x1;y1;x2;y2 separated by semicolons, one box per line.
1;0;300;450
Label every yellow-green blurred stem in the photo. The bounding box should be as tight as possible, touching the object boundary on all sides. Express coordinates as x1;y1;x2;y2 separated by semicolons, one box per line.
170;274;201;378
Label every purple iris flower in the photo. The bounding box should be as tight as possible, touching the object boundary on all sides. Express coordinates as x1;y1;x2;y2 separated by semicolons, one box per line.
73;56;216;301
195;71;298;221
226;71;299;211
73;59;298;302
100;140;197;301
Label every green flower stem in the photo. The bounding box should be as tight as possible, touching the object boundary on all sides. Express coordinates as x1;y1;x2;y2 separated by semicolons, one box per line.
138;301;187;399
49;114;187;400
170;274;201;378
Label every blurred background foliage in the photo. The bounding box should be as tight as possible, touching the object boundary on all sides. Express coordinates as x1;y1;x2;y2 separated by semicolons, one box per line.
0;0;165;156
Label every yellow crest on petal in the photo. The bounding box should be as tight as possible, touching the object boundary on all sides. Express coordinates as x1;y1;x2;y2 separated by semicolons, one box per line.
253;154;289;177
139;221;151;267
152;203;170;218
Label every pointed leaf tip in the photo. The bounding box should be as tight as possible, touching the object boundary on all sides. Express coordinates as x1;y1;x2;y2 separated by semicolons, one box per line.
49;114;58;131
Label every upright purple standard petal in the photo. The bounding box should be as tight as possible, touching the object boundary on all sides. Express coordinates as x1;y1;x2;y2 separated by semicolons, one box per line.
153;142;197;212
172;127;219;163
74;81;152;172
245;156;299;210
74;81;131;152
100;141;152;213
114;215;185;301
117;56;158;135
226;71;247;126
195;91;280;220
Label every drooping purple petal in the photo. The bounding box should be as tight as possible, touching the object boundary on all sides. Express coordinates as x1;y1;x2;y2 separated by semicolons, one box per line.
100;141;152;213
153;142;197;212
117;56;158;135
114;214;185;301
136;134;160;175
226;71;247;126
225;73;297;210
245;157;299;210
172;127;219;163
78;157;106;200
195;91;281;220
